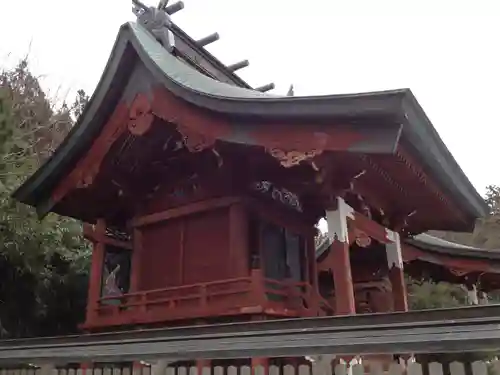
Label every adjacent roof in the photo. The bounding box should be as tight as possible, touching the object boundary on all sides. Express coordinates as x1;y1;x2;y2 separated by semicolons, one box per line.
315;234;500;267
13;22;488;221
406;233;500;261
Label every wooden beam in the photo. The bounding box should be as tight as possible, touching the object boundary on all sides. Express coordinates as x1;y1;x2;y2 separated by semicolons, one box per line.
229;203;249;278
132;196;240;227
85;219;107;326
227;60;249;72
348;212;392;244
130;227;143;292
83;224;133;250
196;33;220;47
326;198;356;315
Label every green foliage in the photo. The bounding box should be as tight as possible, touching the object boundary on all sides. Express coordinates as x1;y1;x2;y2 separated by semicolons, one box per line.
472;185;500;249
406;276;469;310
485;185;500;215
406;277;495;366
0;60;90;338
430;185;500;250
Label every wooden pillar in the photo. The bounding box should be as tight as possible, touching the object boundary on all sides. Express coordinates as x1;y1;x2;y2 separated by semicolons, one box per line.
386;232;413;366
326;197;356;315
130;227;143;292
194;320;212;372
229;203;249;277
385;230;408;312
196;359;211;373
307;235;319;293
79;362;92;375
251;316;269;374
85;219;106;325
251;357;269;375
134;361;148;373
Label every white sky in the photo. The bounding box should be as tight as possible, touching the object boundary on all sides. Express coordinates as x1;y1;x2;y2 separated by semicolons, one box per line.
0;0;498;195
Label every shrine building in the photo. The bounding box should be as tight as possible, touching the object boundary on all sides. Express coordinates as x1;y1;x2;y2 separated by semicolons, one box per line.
12;1;500;369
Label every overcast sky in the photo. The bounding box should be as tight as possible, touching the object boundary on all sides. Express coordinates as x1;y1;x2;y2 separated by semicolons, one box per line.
1;0;498;195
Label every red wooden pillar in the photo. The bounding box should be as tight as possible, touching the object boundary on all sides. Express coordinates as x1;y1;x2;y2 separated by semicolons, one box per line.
251;316;269;374
130;227;143;292
79;362;92;375
326;198;356;315
251;357;269;375
85;219;106;325
385;230;408;312
327;199;356;375
307;235;319;306
195;320;212;372
229;203;249;277
196;359;211;373
134;361;147;373
251;267;267;306
386;231;410;366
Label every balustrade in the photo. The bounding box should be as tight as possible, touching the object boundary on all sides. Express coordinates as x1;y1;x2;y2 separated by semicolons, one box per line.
90;271;326;327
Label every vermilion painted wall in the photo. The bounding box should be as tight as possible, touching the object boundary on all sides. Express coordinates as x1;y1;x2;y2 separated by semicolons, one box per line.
182;208;231;284
138;207;232;290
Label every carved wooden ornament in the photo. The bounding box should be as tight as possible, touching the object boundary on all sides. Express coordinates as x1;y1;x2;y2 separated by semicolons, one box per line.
354;230;372;248
127;93;154;136
267;148;323;168
176;124;215;153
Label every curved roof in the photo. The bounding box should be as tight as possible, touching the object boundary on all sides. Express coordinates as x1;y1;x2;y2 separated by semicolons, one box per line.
316;233;500;264
13;22;487;221
405;233;500;260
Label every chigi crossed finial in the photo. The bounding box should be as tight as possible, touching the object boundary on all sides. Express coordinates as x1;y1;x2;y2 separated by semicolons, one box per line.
131;0;276;93
131;0;184;19
157;0;168;9
157;0;184;13
131;0;221;51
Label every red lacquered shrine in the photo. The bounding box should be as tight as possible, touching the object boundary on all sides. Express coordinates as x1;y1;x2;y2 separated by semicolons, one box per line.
13;3;493;369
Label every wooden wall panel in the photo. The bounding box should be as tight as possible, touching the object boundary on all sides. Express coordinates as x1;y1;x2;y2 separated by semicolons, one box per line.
140;221;182;290
183;208;231;284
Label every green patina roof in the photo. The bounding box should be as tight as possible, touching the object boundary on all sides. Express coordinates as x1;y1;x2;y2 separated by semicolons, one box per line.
316;234;500;263
131;23;275;99
405;233;500;260
12;22;488;222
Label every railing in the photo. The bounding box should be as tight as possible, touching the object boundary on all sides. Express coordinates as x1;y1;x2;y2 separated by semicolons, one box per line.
263;279;333;316
3;306;500;375
2;362;500;375
94;277;255;326
91;273;329;327
3;305;500;363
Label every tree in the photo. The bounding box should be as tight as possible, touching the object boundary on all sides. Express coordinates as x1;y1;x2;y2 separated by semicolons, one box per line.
406;276;468;310
472;185;500;249
407;186;500;369
0;60;90;338
485;185;500;215
430;185;500;249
